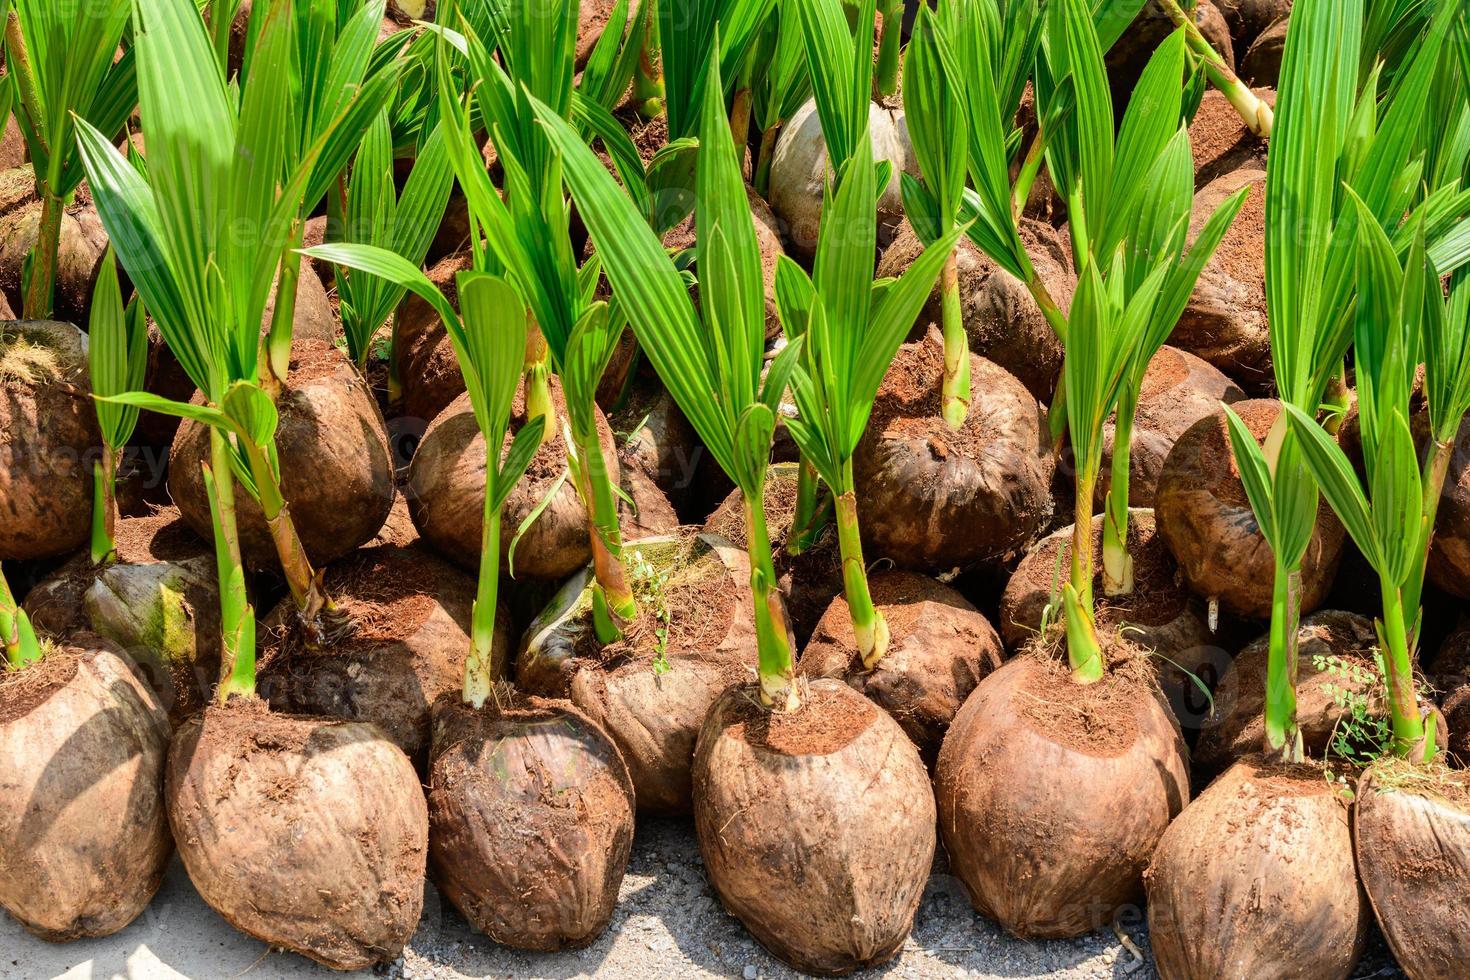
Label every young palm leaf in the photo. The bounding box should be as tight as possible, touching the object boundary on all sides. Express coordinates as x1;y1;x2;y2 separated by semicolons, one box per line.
875;0;904;99
537;47;807;708
4;0;135;318
329;111;454;374
1282;206;1439;762
76;0;389;678
658;0;773;141
902;5;972;429
87;249;148;565
749;0;812;196
1219;0;1464;762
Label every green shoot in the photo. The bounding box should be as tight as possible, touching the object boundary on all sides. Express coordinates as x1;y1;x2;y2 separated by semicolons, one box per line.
330;112;454;374
1154;0;1274;137
749;0;812;196
1;564;43;670
299;243;544;707
875;0;903;99
1281;208;1439;762
580;0;653;116
536;45;808;707
87;249;148;566
5;0;135;319
657;0;773;141
1219;0;1464;762
902;5;971;429
76;0;392;669
633;0;664;118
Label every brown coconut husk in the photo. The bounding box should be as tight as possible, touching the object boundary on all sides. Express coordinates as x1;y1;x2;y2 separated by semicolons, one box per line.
934;648;1190;938
0;643;172;940
1213;0;1293;52
1427;419;1470;600
693;679;936;975
853;333;1055;574
1174;168;1273;393
1444;683;1470;767
619;462;680;539
1354;762;1470;979
367;489;420;549
22;506;219;721
1156;399;1346;618
1108;2;1235;109
798;570;1005;763
1240;15;1289;87
391;251;471;427
876;220;1074;403
1186;88;1274;187
0;117;26;170
166;698;427;970
1098;346;1247;510
1193;610;1381;775
520;530;761;814
168;340;394;570
0;199;109;325
427;691;634;951
610;386;704;519
257;546;507;766
768;98;914;260
408;377;616;581
701;463;845;647
0;321;99;561
1145;756;1368;979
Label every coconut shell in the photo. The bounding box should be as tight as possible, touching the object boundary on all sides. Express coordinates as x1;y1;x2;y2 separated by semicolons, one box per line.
1353;767;1470;979
1173;168;1273;392
1098;346;1246;510
612;386;704;518
694;680;936;975
935;654;1189;938
769;98;914;260
799;570;1004;763
1240;15;1289;87
409;378;616;581
523;531;762;813
1156;399;1346;618
0;200;109;325
257;546;508;765
0;321;98;561
701;463;845;647
169;340;394;570
1444;682;1470;767
1193;610;1379;774
23;507;219;721
1145;757;1368;980
877;220;1072;403
854;333;1055;573
0;644;172;940
166;699;427;970
427;693;634;950
391;251;471;427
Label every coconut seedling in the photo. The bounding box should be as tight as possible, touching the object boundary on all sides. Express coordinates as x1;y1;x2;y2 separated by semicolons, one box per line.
749;0;811;195
87;251;147;566
544;46;954;974
76;6;428;965
934;8;1248;939
80;0;399;641
1152;0;1274;136
1146;1;1466;974
2;0;135;321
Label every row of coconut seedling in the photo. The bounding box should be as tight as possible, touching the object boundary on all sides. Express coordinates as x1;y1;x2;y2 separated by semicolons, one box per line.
3;0;1470;977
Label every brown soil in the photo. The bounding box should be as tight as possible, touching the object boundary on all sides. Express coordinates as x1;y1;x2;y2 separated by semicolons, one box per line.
427;694;634;951
0;322;99;561
1188;88;1274;185
1156;398;1346;617
166;698;428;970
692;679;935;974
257;546;488;764
1146;756;1368;979
0;644;172;941
854;332;1055;572
934;654;1189;938
798;570;1005;761
169;340;394;570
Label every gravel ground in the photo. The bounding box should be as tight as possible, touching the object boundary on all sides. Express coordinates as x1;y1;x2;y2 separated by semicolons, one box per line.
2;817;1405;980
